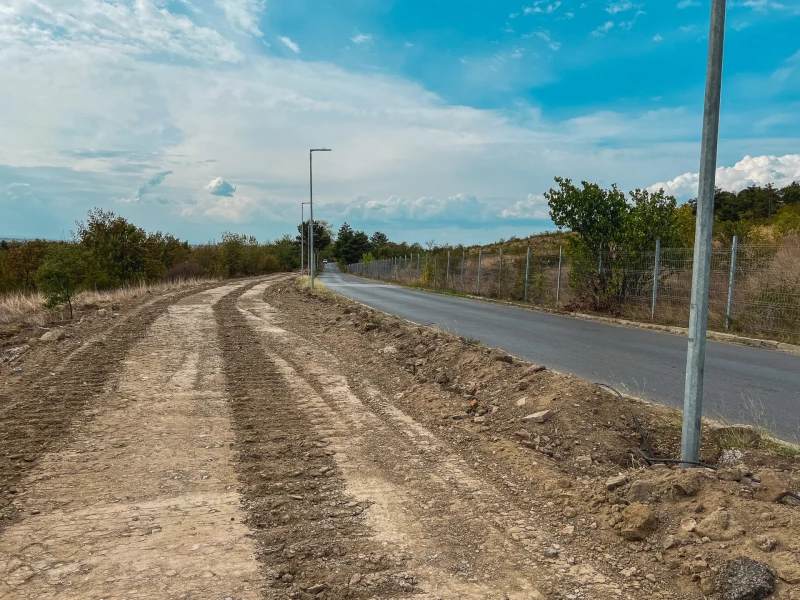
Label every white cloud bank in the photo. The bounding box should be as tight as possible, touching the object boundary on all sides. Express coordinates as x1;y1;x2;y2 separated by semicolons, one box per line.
648;154;800;197
205;177;237;197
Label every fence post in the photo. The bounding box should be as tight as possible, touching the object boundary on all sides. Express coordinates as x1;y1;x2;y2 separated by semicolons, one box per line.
651;239;661;320
446;251;451;289
476;249;482;295
524;247;531;302
499;247;504;297
460;250;465;291
417;253;420;277
726;235;739;331
556;245;563;305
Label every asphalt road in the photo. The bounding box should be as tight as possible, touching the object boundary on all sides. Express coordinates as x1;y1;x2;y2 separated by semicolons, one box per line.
320;264;800;441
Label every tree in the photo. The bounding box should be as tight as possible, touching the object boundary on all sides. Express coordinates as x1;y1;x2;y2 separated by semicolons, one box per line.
545;177;627;254
6;240;48;292
76;209;149;288
623;189;681;250
36;243;83;319
297;220;333;251
334;223;371;264
370;231;389;248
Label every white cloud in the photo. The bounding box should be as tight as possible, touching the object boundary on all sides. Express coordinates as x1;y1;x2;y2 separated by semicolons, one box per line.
549;42;562;51
740;0;800;13
648;154;800;197
524;1;561;14
606;1;633;14
351;33;373;44
498;194;550;219
592;21;615;36
677;0;700;7
653;34;663;41
215;0;265;36
279;35;300;53
205;177;237;197
127;170;173;202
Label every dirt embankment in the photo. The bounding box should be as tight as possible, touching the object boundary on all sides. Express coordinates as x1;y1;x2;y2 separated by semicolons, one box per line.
262;280;800;600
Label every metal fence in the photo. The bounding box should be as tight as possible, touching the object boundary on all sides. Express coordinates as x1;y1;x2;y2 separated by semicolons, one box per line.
347;236;800;343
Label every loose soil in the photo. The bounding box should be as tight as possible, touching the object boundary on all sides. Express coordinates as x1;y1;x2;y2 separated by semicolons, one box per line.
1;276;798;600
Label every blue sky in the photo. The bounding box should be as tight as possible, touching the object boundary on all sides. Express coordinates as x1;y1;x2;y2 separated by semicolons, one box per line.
1;0;799;244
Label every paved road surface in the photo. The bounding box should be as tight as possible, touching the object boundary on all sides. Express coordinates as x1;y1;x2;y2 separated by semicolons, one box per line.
320;265;800;441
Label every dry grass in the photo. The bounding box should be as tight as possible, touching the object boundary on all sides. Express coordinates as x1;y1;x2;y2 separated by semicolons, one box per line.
0;278;218;327
295;275;332;298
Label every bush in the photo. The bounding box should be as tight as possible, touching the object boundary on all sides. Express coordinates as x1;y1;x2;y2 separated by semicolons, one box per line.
36;243;83;319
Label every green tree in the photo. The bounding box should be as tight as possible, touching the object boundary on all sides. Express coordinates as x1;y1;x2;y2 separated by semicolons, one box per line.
623;188;681;250
76;209;149;288
36;243;83;319
545;177;627;255
297;220;333;251
370;231;389;248
334;223;371;264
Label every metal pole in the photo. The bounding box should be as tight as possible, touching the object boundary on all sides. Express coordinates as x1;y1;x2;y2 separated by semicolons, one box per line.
446;251;451;289
524;247;531;302
461;250;465;291
300;204;304;274
651;239;661;320
726;235;738;330
476;249;482;295
309;151;314;289
556;245;563;305
499;247;503;297
434;256;438;288
417;253;420;276
681;0;727;466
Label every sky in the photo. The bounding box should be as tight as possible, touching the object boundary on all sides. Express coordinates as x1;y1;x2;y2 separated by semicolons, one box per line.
1;0;799;245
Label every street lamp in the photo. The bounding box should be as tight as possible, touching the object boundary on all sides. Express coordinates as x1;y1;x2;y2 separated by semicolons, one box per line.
301;202;310;274
309;148;331;290
681;0;727;465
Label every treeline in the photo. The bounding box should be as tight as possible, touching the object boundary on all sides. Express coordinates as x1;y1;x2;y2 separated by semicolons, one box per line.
0;209;300;298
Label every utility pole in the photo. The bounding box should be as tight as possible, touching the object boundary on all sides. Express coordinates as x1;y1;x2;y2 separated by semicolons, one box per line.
681;0;727;466
301;202;310;274
309;148;331;290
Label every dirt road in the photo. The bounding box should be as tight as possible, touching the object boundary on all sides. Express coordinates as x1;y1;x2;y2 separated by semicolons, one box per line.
1;277;798;600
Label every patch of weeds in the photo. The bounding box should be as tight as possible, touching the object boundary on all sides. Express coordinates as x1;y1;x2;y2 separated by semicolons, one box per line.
760;439;800;459
462;336;484;347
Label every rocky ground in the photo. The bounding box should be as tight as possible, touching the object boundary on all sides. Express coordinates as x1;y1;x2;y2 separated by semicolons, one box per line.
0;276;798;600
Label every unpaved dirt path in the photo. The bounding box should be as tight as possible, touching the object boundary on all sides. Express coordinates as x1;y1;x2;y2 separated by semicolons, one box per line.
0;279;282;599
216;281;626;599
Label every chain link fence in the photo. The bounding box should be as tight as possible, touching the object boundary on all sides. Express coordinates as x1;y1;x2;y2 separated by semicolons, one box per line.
346;236;800;343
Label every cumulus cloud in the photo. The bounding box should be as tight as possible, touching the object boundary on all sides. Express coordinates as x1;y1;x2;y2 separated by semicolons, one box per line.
648;154;800;197
215;0;266;36
351;33;372;44
524;1;561;15
677;0;700;7
205;177;237;197
498;194;550;219
279;36;300;53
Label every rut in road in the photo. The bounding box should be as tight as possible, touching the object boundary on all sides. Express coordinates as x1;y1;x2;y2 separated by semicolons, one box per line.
217;281;625;599
0;280;274;599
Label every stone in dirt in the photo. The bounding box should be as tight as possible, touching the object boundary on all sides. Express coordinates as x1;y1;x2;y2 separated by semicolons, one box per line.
489;349;513;363
771;551;800;584
522;410;552;424
627;480;653;502
40;329;65;342
1;344;30;364
382;346;398;355
619;503;657;541
522;365;546;377
516;397;527;406
722;557;775;600
671;470;703;497
695;507;744;541
606;474;628;490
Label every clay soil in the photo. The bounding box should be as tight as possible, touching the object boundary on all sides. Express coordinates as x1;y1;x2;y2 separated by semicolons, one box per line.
0;276;798;600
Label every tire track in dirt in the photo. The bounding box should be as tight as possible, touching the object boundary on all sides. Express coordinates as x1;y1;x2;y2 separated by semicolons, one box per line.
0;282;222;531
214;281;419;600
0;279;271;599
235;282;623;599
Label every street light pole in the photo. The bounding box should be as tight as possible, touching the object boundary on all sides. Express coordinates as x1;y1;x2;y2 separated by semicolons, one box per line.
301;202;310;274
309;148;331;290
681;0;727;466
